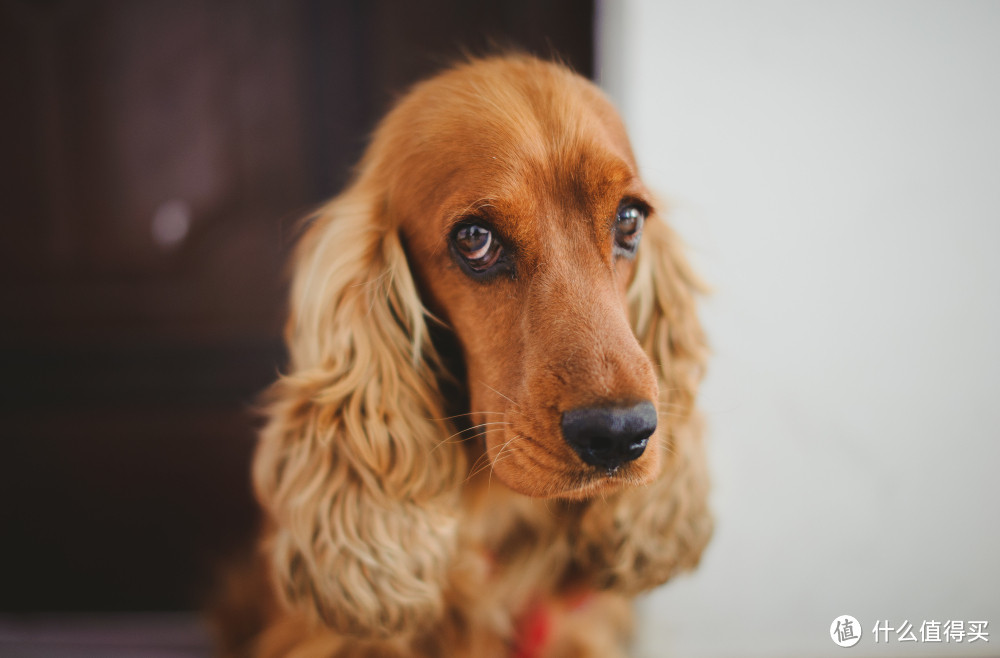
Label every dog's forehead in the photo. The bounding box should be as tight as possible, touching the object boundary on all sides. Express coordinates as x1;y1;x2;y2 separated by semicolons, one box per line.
385;58;648;247
443;72;635;180
444;87;636;187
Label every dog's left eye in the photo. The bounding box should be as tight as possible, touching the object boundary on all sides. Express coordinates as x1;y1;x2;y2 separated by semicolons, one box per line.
614;203;646;256
452;223;504;274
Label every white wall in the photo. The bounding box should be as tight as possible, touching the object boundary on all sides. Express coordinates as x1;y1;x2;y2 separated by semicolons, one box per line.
597;2;1000;656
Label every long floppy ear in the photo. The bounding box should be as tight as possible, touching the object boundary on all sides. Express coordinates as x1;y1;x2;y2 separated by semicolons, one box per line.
252;176;466;637
572;205;713;593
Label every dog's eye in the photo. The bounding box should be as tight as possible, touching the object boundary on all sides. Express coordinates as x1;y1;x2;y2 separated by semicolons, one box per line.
614;203;646;256
452;223;504;273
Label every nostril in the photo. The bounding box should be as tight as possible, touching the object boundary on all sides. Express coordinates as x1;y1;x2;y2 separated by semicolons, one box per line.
561;401;657;469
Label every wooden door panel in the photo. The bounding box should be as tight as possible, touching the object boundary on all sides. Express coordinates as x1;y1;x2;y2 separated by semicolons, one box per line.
0;0;593;611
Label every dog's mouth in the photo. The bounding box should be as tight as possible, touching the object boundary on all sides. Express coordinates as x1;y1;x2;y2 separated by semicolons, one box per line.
477;422;658;499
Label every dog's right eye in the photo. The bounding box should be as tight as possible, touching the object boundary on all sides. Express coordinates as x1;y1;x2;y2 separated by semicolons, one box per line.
452;223;504;275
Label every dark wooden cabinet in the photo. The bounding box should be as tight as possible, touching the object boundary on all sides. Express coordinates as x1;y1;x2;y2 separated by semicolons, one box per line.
0;0;592;612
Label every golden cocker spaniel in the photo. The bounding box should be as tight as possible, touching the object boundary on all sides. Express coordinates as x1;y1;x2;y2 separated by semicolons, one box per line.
224;54;711;658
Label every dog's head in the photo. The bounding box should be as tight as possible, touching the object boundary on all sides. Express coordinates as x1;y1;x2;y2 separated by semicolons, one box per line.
255;55;708;636
373;56;696;498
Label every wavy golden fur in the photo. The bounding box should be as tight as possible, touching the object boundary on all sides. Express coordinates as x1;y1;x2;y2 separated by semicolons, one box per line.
223;54;711;658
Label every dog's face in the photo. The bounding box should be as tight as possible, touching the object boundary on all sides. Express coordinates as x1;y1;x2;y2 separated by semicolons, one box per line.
380;58;661;499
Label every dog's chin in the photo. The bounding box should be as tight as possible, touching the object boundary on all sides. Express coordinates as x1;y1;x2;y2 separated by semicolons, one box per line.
486;436;662;500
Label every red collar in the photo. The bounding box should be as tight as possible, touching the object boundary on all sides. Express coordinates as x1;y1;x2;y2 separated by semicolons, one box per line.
512;600;552;658
512;590;594;658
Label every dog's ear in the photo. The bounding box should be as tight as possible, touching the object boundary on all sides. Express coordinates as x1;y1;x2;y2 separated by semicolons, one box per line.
252;177;465;637
573;207;713;592
628;205;708;431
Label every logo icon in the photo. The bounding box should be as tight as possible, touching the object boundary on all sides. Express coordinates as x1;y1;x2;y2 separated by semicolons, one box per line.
831;615;862;647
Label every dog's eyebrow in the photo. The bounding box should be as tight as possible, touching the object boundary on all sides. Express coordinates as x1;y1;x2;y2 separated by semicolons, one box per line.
465;199;501;216
444;198;504;225
568;157;641;204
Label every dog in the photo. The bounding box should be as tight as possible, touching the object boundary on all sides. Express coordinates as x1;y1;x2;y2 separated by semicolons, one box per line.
222;54;711;658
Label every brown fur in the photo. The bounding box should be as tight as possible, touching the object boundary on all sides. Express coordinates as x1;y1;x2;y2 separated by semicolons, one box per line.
220;55;711;658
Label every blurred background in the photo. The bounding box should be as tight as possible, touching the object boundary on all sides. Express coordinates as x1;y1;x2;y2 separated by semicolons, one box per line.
601;2;1000;657
0;1;592;654
1;1;997;657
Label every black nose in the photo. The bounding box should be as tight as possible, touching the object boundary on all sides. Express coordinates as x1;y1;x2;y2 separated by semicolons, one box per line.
561;401;657;470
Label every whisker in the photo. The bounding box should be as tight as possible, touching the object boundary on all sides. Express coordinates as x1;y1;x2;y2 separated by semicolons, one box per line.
465;426;516;481
487;435;525;490
446;421;512;439
427;410;509;422
467;448;508;482
430;422;512;454
465;448;493;482
654;434;678;457
465;452;500;482
464;432;527;484
483;450;517;478
479;381;523;412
